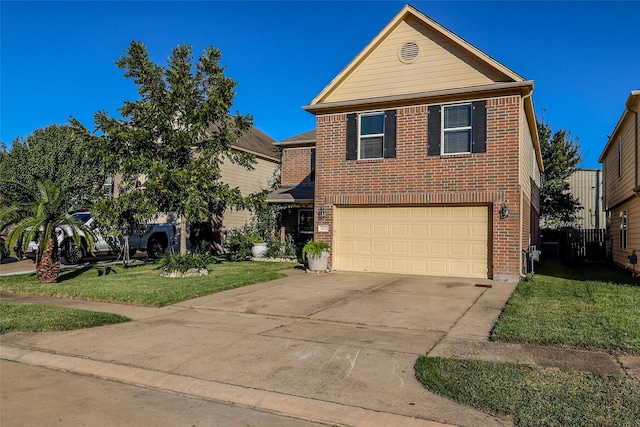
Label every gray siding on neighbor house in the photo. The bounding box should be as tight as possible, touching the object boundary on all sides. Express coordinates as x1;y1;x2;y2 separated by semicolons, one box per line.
568;169;606;229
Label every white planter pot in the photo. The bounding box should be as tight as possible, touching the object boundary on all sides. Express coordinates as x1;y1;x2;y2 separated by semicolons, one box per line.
251;243;268;258
307;250;329;271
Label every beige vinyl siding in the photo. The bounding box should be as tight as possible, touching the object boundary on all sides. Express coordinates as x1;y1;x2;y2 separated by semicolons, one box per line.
519;102;540;209
324;16;508;103
603;117;637;209
221;157;279;229
333;206;489;278
611;200;640;269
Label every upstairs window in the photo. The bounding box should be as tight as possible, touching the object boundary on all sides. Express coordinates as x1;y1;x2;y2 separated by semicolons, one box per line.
618;139;622;178
346;111;396;160
443;104;472;154
359;113;385;159
428;101;486;156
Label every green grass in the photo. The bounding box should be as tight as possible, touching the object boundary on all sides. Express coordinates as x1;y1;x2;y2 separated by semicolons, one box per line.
492;260;640;354
0;301;130;334
415;357;640;427
0;261;298;307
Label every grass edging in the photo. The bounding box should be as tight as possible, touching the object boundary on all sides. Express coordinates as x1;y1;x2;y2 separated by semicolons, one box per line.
491;262;640;355
0;301;130;334
415;356;640;427
0;261;299;307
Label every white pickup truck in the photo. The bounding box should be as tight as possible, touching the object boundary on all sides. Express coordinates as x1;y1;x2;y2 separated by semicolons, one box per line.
26;212;177;264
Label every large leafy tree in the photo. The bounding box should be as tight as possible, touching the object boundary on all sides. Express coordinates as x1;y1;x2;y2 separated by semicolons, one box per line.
537;118;583;229
0;180;94;283
91;41;255;254
0;124;106;210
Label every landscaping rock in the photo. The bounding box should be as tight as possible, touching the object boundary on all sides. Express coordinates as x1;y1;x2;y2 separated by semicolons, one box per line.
161;268;209;278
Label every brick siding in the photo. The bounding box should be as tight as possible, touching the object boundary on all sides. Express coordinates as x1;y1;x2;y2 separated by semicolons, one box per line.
281;148;314;186
313;95;524;280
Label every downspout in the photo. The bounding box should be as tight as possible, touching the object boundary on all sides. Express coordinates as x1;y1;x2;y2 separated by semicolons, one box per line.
595;169;601;229
634;108;638;191
520;89;535;274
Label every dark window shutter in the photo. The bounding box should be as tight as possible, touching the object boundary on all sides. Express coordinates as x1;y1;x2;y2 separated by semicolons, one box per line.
428;105;441;156
310;148;316;181
383;110;396;158
346;113;357;160
472;100;487;153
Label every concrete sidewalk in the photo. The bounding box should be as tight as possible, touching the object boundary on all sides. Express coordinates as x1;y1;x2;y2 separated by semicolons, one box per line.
1;269;637;426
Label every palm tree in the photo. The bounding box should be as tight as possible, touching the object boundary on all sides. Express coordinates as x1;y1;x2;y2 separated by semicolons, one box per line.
0;180;94;283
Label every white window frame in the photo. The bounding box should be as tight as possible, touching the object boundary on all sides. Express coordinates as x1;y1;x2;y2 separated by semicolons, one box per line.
358;112;385;160
441;103;472;155
617;139;622;178
620;210;627;249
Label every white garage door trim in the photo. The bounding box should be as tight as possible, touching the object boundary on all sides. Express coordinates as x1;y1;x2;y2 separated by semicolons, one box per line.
333;205;490;278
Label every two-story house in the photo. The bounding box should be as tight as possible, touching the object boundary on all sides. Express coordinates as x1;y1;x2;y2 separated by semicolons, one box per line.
270;5;542;281
599;90;640;270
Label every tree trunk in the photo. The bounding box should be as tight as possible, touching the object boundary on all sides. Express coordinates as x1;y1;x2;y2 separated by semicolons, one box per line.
209;212;224;255
180;215;188;255
36;233;60;284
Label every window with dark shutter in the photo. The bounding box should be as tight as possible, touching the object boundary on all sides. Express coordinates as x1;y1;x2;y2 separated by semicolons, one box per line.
429;101;487;155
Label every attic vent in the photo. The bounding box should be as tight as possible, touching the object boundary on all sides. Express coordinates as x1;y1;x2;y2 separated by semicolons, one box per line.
399;41;419;63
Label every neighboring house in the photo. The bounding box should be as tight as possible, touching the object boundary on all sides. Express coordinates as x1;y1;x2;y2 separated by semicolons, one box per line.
117;126;280;250
219;126;280;229
269;5;542;281
599;90;640;270
568;168;606;229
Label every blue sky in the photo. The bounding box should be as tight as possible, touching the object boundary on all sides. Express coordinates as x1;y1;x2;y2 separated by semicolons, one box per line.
1;1;638;169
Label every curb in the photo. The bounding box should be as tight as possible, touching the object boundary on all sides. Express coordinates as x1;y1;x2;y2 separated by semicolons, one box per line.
1;344;454;427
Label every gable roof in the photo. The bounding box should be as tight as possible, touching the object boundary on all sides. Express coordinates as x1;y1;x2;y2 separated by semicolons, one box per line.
305;4;528;111
598;90;640;163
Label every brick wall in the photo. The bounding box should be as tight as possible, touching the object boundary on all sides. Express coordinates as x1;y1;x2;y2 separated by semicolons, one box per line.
281;148;314;186
313;95;524;280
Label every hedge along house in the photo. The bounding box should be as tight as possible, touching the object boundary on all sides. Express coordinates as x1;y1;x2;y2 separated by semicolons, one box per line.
270;5;542;281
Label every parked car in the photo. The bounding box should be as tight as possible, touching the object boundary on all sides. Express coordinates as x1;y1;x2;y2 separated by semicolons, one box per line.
25;212;176;264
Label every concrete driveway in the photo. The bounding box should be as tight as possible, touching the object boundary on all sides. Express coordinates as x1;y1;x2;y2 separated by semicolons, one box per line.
2;269;515;426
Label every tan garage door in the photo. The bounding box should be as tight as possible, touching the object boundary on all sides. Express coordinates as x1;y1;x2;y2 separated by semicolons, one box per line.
333;206;489;278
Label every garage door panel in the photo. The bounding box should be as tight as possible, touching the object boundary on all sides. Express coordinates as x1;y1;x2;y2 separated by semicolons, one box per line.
429;224;448;237
353;240;372;254
410;224;428;237
334;206;489;278
450;243;469;257
451;224;470;238
373;224;390;236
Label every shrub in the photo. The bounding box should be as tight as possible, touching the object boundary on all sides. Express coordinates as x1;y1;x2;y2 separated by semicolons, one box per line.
222;226;254;261
157;252;220;273
266;235;296;259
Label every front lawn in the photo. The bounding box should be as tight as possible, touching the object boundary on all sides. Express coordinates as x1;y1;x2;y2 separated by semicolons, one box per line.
0;261;298;307
491;260;640;354
0;302;130;334
415;260;640;426
415;357;640;427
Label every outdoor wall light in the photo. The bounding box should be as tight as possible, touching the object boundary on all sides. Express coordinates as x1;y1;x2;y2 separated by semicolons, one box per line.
317;206;325;220
500;203;510;219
